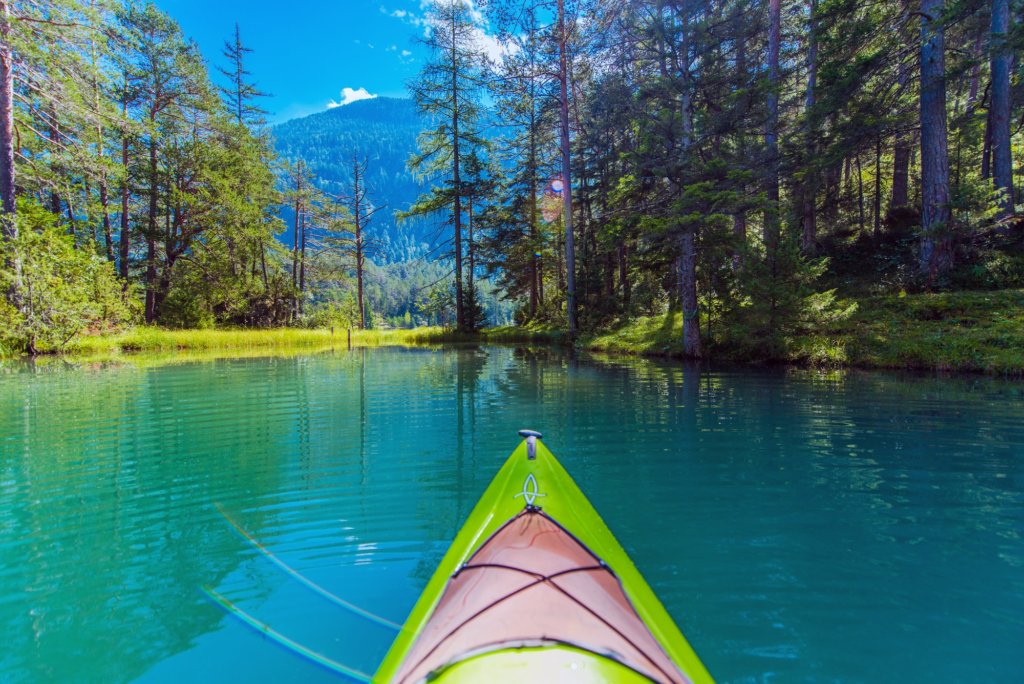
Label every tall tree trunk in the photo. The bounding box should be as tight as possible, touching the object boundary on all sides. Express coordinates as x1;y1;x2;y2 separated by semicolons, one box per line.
353;157;365;330
957;30;985;188
100;183;113;259
538;253;544;306
982;107;992;179
891;125;911;210
801;0;818;253
764;0;782;263
48;110;62;218
233;24;244;124
604;249;614;299
873;136;883;233
824;140;841;223
450;11;465;332
0;0;21;309
0;0;11;226
675;0;699;356
292;161;302;318
618;241;630;309
990;0;1014;218
528;93;539;319
259;238;268;290
119;89;131;282
677;2;692;148
919;0;953;279
467;196;474;296
558;0;577;337
144;134;158;323
298;208;305;316
856;153;866;232
732;213;746;270
890;6;912;212
679;230;700;358
92;43;113;261
732;3;747;269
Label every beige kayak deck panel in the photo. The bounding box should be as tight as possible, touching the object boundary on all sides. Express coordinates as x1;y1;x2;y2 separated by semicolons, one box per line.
394;509;691;683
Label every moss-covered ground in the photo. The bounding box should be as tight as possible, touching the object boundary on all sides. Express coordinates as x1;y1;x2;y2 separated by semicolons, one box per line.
586;289;1024;375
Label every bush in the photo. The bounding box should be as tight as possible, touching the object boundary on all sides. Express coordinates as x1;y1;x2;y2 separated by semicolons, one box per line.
304;292;362;329
717;237;856;360
952;250;1024;290
0;201;138;354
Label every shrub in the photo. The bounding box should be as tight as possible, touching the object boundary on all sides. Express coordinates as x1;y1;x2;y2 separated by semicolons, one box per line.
0;201;138;354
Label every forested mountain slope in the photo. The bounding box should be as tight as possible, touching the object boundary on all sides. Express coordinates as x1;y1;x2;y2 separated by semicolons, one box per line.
271;97;438;262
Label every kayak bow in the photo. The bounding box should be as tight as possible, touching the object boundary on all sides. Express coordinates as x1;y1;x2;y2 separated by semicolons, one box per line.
374;431;713;683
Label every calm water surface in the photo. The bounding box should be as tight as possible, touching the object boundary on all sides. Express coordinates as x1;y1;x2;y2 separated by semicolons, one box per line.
1;347;1022;683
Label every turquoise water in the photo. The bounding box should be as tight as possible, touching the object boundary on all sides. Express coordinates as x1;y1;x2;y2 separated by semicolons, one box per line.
1;347;1022;683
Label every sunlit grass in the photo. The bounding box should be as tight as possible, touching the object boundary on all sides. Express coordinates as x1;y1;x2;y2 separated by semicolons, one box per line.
584;311;685;356
49;324;564;359
65;327;338;355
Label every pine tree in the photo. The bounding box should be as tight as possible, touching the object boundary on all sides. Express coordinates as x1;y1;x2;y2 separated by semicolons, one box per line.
919;0;953;279
484;3;556;322
406;0;487;333
989;0;1014;218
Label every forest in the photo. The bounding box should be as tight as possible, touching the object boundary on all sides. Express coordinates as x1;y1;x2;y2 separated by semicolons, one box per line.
0;0;1021;360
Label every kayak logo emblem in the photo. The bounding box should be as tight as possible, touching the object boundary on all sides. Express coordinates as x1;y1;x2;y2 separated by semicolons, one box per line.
514;473;546;506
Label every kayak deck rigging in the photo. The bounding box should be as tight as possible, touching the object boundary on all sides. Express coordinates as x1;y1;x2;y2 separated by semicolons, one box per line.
394;507;691;683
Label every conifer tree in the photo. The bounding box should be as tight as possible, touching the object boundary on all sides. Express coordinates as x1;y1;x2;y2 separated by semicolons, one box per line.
406;0;487;333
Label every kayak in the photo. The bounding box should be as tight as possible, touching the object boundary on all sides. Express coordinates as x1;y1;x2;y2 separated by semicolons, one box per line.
374;431;713;683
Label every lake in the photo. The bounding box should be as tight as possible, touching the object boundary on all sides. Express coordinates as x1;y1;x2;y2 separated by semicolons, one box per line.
1;346;1022;682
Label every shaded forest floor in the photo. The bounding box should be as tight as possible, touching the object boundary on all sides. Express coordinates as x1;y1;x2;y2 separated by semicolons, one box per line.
586;289;1024;375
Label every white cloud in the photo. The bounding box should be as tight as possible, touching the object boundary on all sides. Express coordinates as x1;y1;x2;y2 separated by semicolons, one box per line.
383;4;426;27
415;0;516;63
382;1;515;63
473;29;513;63
327;87;378;109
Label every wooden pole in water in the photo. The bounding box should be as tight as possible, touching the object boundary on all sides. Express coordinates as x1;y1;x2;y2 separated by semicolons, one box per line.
348;328;352;350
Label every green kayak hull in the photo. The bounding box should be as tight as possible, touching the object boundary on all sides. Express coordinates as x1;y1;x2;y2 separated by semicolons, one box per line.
373;436;713;683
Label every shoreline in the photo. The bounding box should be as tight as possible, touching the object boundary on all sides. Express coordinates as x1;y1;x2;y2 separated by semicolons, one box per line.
7;290;1022;376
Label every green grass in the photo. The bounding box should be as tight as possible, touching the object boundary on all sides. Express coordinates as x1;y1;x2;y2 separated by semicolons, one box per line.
586;289;1024;375
21;291;1024;375
49;324;564;359
63;327;340;356
835;289;1024;375
584;312;687;357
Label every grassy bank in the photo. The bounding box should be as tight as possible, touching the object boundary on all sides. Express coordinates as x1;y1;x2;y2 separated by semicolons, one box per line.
52;324;563;358
21;291;1022;375
586;289;1024;375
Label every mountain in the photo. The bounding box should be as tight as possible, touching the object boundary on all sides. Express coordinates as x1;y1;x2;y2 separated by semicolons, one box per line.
271;97;438;262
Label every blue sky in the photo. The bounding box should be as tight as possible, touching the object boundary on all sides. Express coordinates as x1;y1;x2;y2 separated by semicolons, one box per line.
155;0;432;123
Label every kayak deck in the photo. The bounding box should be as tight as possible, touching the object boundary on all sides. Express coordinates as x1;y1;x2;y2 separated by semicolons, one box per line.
394;508;689;683
374;434;712;683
